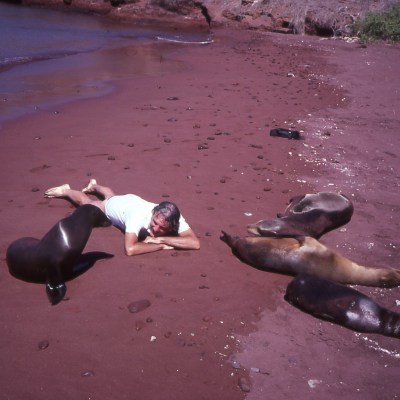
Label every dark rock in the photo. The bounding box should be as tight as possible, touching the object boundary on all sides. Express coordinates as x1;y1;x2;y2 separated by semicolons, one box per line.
270;128;302;140
81;370;95;377
238;377;251;392
38;340;49;350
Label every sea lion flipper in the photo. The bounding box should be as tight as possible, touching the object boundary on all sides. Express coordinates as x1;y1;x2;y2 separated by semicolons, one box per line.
220;231;238;247
46;282;67;305
46;262;67;305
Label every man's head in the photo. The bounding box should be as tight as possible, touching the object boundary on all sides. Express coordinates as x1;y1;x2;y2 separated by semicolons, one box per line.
150;201;181;237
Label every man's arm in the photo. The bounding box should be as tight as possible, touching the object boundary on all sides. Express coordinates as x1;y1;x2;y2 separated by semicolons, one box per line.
144;228;200;250
124;232;173;256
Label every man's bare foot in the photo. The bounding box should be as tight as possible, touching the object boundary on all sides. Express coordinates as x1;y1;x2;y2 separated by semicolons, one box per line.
82;179;97;193
44;184;71;198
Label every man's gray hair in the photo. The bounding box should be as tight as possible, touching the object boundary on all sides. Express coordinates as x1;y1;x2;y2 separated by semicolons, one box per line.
152;201;181;234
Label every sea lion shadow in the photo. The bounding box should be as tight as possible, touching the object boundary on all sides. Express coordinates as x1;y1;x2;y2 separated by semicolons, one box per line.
46;251;114;306
66;251;114;281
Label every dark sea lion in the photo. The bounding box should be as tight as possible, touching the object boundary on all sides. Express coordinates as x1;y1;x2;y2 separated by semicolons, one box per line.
6;205;112;305
285;274;400;338
220;231;400;288
247;192;354;239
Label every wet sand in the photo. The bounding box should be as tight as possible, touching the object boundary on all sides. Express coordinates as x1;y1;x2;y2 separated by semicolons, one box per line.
0;29;399;399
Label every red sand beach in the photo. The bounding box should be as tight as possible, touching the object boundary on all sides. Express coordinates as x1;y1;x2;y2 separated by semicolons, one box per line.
0;28;399;400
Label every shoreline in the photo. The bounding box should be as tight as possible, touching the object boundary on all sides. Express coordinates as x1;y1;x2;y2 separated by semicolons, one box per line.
0;2;213;128
1;27;399;400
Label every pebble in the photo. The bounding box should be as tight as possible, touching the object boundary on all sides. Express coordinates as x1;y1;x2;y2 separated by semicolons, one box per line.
231;360;241;369
128;299;151;313
238;377;251;392
38;340;49;350
81;370;95;377
135;321;146;331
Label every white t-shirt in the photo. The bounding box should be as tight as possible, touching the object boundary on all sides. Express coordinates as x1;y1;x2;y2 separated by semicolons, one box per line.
104;194;190;236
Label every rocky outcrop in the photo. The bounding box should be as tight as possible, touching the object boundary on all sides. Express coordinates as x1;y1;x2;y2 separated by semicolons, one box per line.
21;0;398;36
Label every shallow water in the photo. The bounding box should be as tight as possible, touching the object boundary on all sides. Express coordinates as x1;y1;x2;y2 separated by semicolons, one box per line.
0;3;212;125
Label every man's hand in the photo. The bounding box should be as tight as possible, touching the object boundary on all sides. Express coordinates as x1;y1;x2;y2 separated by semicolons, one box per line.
144;236;173;250
144;236;161;244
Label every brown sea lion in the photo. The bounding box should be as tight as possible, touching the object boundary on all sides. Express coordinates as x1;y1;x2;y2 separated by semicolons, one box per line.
6;205;112;305
247;192;354;239
220;232;400;288
285;274;400;338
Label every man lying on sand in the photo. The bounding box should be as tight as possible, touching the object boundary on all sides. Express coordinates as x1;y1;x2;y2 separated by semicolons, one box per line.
44;179;200;256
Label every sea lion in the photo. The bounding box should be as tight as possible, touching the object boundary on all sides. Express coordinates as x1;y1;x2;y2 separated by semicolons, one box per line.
247;192;354;239
220;231;400;288
6;205;112;305
285;274;400;338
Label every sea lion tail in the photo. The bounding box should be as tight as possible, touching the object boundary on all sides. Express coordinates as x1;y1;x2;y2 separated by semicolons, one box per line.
377;268;400;288
357;265;400;288
338;258;400;288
